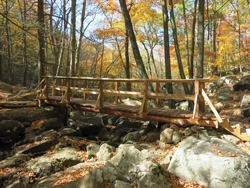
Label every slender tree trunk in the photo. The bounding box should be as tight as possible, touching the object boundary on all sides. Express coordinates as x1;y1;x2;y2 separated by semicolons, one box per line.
38;0;45;83
190;0;198;79
183;0;190;77
212;0;218;75
141;41;152;78
70;0;76;77
125;29;131;91
196;0;205;78
169;0;190;94
247;0;250;13
162;0;174;108
99;39;105;78
0;34;2;81
56;0;67;76
5;0;14;84
75;0;86;73
119;0;154;92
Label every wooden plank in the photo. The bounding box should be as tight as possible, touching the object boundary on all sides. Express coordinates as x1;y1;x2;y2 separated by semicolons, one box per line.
139;81;148;114
202;89;223;123
35;78;45;90
103;91;144;98
156;82;161;107
67;78;71;102
192;94;199;119
147;93;195;101
193;80;199;119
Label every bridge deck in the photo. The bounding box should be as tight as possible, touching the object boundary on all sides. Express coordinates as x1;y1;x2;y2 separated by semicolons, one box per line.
42;96;217;127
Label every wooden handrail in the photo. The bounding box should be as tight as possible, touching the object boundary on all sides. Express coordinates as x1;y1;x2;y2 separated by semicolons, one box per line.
43;76;211;117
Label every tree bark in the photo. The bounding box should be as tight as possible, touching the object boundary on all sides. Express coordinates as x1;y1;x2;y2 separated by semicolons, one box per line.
196;0;205;78
183;0;190;77
56;0;68;77
212;0;218;75
125;29;131;91
190;0;198;79
38;0;46;83
162;0;174;108
119;0;154;92
70;0;76;77
75;0;86;73
169;0;190;94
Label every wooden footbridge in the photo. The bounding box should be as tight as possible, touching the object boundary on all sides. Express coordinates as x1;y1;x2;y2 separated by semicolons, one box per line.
5;76;250;141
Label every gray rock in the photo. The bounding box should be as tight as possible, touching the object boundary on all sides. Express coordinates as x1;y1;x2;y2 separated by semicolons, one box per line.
156;140;166;148
77;168;105;188
184;127;193;136
222;134;241;145
0;154;29;168
112;180;132;188
4;179;25;188
123;131;141;142
172;131;183;144
29;106;66;122
220;75;239;85
242;107;250;117
240;95;250;108
76;122;103;136
100;162;130;183
41;118;64;131
168;138;250;188
180;135;199;146
160;128;174;144
0;120;25;143
4;109;30;122
144;132;160;142
160;151;173;170
87;143;100;159
170;124;180;131
16;133;57;154
97;143;116;161
160;124;170;131
216;87;233;101
98;128;109;141
102;115;120;125
207;82;219;93
59;128;78;137
233;75;250;91
138;173;171;188
25;147;82;177
110;144;146;173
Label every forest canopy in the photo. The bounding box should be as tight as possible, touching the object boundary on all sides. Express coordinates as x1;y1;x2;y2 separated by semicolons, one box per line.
0;0;249;88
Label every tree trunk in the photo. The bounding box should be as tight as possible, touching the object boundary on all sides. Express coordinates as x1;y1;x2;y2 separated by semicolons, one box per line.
118;0;154;92
125;29;131;91
70;0;76;77
183;0;190;77
38;0;45;83
162;0;174;108
169;0;190;94
212;0;218;75
75;0;86;74
190;0;198;79
56;0;68;76
0;33;2;81
5;0;14;84
196;0;205;78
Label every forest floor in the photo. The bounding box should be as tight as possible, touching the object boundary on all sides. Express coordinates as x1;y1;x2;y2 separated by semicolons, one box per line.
1;79;250;188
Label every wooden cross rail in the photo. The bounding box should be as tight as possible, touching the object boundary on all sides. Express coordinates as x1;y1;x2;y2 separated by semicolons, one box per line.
43;76;210;119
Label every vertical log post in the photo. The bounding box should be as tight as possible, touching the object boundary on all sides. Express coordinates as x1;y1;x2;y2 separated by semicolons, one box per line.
156;82;160;107
139;80;148;114
45;77;49;99
83;80;87;100
52;78;55;96
62;79;65;97
115;81;119;104
99;80;104;107
193;80;200;119
66;78;71;102
200;81;205;112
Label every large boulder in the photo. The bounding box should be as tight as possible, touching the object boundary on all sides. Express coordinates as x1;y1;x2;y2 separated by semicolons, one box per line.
0;81;13;92
233;75;250;91
216;87;233;101
219;75;239;85
41;118;64;131
96;143;115;161
76;122;103;136
0;120;25;143
4;109;30;122
168;138;250;188
29;106;67;122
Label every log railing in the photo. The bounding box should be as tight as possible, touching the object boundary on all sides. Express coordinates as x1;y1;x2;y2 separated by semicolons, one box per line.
42;76;210;119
